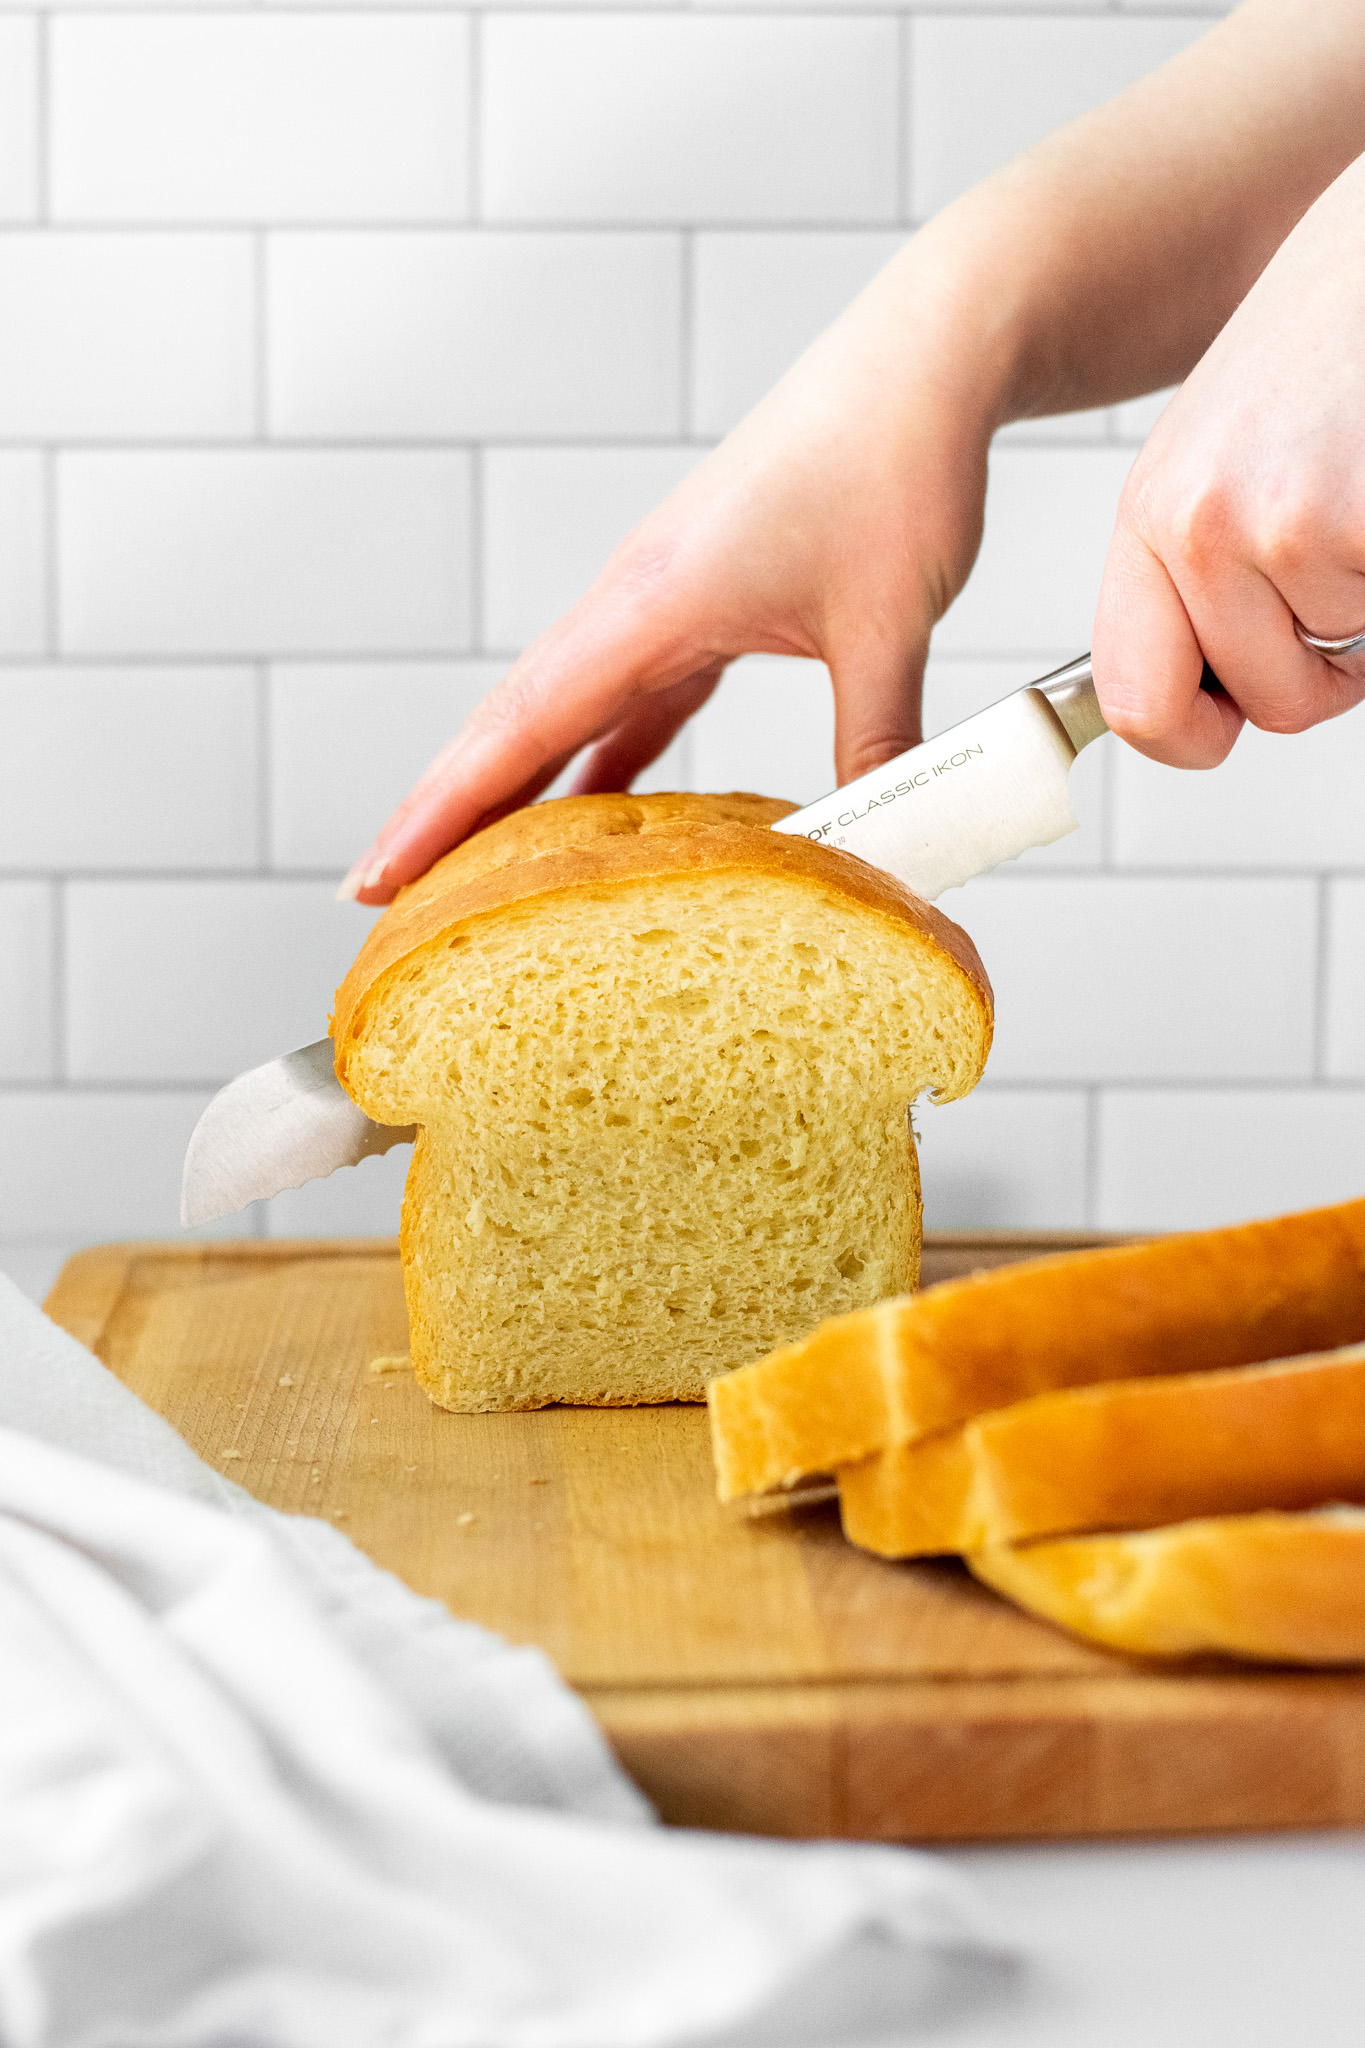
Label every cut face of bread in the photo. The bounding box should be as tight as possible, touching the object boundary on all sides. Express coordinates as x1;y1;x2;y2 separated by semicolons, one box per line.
839;1342;1365;1557
332;792;991;1411
970;1508;1365;1665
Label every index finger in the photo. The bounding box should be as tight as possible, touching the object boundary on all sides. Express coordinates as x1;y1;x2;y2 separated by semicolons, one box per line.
1091;522;1245;767
340;582;704;903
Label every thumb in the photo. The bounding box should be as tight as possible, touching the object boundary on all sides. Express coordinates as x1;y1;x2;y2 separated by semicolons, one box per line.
828;633;931;786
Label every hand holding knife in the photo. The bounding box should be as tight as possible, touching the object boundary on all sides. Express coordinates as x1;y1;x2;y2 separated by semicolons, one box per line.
182;652;1110;1228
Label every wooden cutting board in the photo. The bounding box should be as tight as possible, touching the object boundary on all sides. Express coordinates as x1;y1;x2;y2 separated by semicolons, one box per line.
46;1236;1365;1843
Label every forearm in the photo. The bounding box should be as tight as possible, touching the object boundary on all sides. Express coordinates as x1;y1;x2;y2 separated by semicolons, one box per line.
840;0;1365;431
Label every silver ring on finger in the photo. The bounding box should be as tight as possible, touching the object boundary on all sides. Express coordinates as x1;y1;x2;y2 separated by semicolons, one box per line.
1293;617;1365;658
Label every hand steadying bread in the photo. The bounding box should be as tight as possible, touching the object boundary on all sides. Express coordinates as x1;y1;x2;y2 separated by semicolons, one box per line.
332;790;991;1412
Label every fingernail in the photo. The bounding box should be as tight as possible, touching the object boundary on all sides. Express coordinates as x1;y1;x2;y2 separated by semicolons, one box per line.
363;858;388;891
335;863;365;903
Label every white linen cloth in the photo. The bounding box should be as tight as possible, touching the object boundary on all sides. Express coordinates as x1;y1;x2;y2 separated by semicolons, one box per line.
0;1272;1010;2047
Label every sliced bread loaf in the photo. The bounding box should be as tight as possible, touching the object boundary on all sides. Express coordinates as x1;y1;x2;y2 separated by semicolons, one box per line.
708;1197;1365;1500
838;1342;1365;1556
331;791;991;1411
970;1508;1365;1664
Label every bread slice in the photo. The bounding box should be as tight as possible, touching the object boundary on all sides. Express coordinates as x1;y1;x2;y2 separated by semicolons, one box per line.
708;1197;1365;1500
331;791;991;1411
970;1508;1365;1664
838;1342;1365;1556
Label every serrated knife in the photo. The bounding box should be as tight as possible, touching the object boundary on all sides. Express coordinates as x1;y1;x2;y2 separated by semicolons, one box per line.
181;652;1107;1228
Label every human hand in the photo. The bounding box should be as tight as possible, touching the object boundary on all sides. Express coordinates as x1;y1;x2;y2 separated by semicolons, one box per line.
1091;151;1365;768
340;243;1006;904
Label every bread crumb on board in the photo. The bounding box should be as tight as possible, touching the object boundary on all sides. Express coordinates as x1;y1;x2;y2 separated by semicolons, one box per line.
221;1448;244;1462
368;1354;412;1381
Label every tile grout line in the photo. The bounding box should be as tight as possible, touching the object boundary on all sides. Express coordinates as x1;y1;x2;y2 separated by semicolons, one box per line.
468;446;484;654
253;230;270;440
0;434;725;453
42;448;60;657
255;665;272;872
10;862;1347;883
7;217;993;237
1082;1084;1101;1231
34;12;50;225
49;877;67;1085
1098;716;1115;869
467;10;483;225
677;228;694;439
1313;872;1331;1082
896;11;912;228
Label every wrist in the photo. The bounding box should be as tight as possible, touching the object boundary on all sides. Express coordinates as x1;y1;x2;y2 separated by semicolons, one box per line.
850;202;1043;444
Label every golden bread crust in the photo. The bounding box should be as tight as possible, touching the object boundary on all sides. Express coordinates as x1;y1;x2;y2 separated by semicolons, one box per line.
331;790;992;1069
838;1342;1365;1556
708;1197;1365;1499
970;1510;1365;1665
330;789;992;1413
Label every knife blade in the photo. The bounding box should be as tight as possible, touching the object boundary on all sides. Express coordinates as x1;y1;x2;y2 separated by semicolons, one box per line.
180;1036;416;1229
181;653;1106;1227
771;652;1105;896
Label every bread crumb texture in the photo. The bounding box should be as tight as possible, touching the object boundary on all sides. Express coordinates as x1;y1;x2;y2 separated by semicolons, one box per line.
333;793;991;1411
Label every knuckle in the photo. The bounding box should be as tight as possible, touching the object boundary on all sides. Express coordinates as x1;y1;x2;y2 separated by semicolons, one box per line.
1162;481;1239;577
1122;451;1241;581
1254;490;1321;581
466;667;543;742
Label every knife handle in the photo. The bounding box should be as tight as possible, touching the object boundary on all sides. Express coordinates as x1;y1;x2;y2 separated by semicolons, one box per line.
1036;652;1226;755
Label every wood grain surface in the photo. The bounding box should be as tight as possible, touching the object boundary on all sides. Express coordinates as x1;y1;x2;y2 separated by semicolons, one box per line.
44;1236;1365;1842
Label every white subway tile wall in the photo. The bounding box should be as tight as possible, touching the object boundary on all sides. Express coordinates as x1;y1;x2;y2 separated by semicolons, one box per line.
0;455;46;653
481;445;700;647
0;884;53;1081
63;880;378;1082
59;450;473;654
267;232;682;439
269;661;509;870
0;235;257;438
0;667;258;869
480;17;900;223
49;17;472;222
0;19;39;223
13;0;1362;1308
907;15;1209;216
691;230;902;434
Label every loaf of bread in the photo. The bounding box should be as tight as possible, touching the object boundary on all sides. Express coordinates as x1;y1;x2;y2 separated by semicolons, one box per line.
970;1509;1365;1664
708;1197;1365;1500
838;1342;1365;1556
331;791;991;1411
